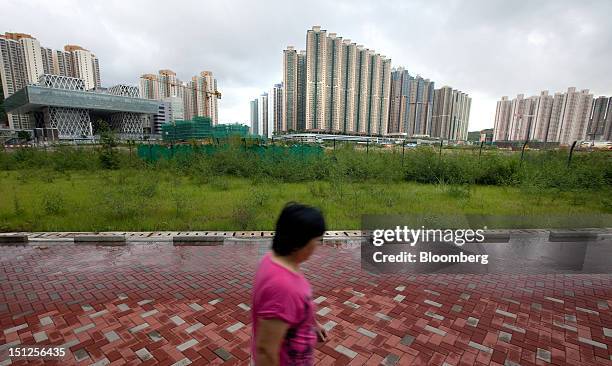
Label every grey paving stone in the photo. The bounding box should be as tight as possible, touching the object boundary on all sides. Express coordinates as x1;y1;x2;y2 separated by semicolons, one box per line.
424;299;443;307
226;322;244;333
544;296;564;304
382;353;400;366
604;327;612;338
467;317;479;327
578;337;608;349
129;323;149;333
451;305;463;312
395;285;406;291
531;303;542;310
313;296;327;304
564;314;577;322
424;325;447;336
504;360;521;366
140;309;158;318
460;293;471;300
73;348;89;362
502;323;526;334
334;345;357;359
238;303;250;311
170;315;185;325
498;331;512;343
357;327;377;338
553;320;577;332
3;323;27;334
90;358;110;366
177;339;198;351
74;323;95;334
185;322;204;334
424;289;441;296
135;348;153;361
137;299;153;306
33;331;47;342
469;341;493;353
89;309;109;318
104;330;120;343
393;294;405;302
317;307;331;316
495;309;517;319
343;300;360;309
400;334;415;346
536;348;551;363
322;321;337;332
171;358;192;366
576;306;599;315
375;312;392;321
208;298;222;305
214;348;233;361
189;303;204;311
148;330;163;342
425;311;444;320
117;304;130;312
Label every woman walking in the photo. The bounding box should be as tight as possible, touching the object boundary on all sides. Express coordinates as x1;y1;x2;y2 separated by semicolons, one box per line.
251;202;328;366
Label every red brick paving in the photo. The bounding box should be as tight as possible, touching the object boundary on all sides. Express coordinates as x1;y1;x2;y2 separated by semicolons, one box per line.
1;242;611;365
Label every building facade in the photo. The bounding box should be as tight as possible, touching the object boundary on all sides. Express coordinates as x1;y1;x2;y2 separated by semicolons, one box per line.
0;32;102;130
388;68;435;136
139;70;220;125
250;99;258;135
283;46;298;131
257;93;269;138
493;87;595;145
3;74;157;140
430;86;471;141
269;83;283;135
588;96;611;141
283;26;391;136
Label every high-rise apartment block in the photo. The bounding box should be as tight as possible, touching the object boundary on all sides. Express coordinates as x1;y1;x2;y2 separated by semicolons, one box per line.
493;88;595;145
269;83;283;135
430;86;471;141
0;32;101;129
139;70;220;126
588;96;611;141
250;99;258;135
388;68;435;136
275;27;470;138
282;26;392;136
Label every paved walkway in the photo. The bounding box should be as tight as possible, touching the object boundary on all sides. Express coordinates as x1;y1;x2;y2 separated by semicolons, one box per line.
1;242;611;365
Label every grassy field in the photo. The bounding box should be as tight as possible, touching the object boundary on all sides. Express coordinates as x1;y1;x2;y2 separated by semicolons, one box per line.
1;168;610;231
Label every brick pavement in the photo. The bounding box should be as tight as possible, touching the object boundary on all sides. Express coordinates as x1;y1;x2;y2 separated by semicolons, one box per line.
0;242;611;365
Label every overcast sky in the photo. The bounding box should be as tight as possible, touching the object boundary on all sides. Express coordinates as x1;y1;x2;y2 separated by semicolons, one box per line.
3;0;611;131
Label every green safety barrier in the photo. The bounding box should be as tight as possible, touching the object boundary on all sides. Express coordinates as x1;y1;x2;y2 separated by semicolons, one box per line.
137;143;324;162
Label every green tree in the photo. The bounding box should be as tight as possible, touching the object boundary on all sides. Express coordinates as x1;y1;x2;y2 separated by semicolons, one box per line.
98;120;120;169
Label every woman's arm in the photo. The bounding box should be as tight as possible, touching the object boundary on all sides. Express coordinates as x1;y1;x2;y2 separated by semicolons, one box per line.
255;318;289;366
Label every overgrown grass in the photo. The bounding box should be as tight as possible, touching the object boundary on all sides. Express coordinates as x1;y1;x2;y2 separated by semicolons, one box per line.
0;143;610;231
0;169;610;231
1;143;610;190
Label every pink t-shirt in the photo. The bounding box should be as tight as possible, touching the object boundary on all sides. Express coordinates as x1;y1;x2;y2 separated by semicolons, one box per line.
251;252;316;365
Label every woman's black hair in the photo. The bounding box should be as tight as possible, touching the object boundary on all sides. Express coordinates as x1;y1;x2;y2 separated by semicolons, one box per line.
272;202;326;256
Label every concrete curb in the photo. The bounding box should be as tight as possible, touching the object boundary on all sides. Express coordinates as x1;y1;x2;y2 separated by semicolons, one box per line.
0;234;28;244
0;229;610;246
73;235;126;246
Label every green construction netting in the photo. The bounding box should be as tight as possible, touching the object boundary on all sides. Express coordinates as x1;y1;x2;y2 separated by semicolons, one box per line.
137;143;324;162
